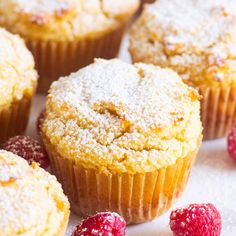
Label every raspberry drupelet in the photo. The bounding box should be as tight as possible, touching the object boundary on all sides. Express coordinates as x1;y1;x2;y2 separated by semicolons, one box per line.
2;135;49;169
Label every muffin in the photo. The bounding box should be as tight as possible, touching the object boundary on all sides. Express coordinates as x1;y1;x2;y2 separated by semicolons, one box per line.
0;28;37;143
0;150;70;235
0;0;139;92
130;0;236;140
40;58;202;224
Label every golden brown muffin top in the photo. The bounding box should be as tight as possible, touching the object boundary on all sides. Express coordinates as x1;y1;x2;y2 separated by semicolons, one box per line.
0;28;37;108
41;59;202;174
0;0;139;41
129;0;236;88
0;150;69;236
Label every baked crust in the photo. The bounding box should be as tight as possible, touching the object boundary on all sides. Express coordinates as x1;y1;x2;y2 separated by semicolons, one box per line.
0;150;70;235
130;0;236;88
41;59;202;174
0;28;37;108
0;0;139;41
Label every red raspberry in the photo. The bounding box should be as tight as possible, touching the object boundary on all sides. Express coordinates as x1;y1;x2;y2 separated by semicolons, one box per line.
36;109;45;134
228;125;236;160
170;203;221;236
72;212;126;236
2;135;49;169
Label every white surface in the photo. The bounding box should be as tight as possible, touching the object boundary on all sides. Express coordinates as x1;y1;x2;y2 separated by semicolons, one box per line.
26;36;236;236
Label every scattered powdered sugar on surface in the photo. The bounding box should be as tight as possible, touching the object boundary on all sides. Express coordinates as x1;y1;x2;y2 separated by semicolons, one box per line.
14;0;74;14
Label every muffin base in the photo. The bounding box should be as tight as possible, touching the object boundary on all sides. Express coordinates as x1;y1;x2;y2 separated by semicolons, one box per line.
200;85;236;140
42;135;202;224
0;96;32;144
26;24;126;93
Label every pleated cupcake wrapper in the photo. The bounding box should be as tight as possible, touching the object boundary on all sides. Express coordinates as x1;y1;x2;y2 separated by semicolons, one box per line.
0;96;32;144
25;24;126;93
42;135;201;224
199;85;236;140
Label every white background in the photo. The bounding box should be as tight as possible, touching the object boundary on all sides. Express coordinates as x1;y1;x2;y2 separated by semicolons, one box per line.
26;36;236;236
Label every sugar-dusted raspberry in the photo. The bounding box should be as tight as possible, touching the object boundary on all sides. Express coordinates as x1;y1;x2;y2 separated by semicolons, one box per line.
228;125;236;161
36;109;45;134
72;212;126;236
170;203;221;236
2;135;49;169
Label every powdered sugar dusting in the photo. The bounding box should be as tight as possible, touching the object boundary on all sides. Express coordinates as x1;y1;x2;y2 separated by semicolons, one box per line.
146;0;236;49
42;59;201;173
130;0;236;86
50;59;195;130
0;150;69;235
14;0;74;15
0;28;36;105
50;58;199;132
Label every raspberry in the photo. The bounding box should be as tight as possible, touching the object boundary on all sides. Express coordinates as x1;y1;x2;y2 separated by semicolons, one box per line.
36;109;45;134
2;135;49;169
228;125;236;160
72;212;126;236
170;203;221;236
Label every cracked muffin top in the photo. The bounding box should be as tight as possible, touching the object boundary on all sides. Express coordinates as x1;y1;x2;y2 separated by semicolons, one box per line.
129;0;236;88
41;59;202;174
0;150;69;236
0;0;139;41
0;28;37;108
